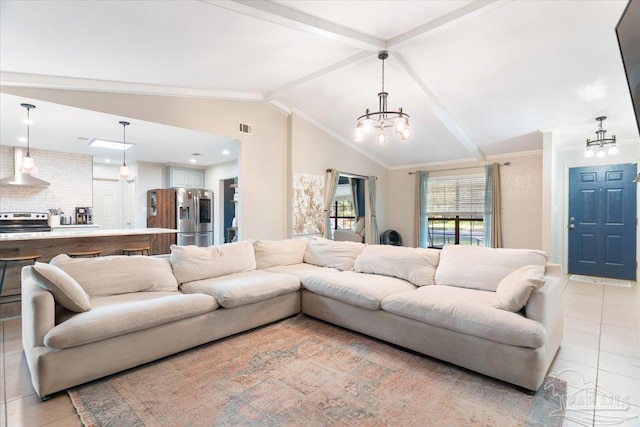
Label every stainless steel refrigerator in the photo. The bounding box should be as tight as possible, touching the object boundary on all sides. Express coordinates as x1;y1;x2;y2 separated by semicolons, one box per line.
175;188;213;247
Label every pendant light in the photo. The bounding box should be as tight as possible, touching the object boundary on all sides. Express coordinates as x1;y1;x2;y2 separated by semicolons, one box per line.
20;103;38;174
118;121;130;180
584;116;617;158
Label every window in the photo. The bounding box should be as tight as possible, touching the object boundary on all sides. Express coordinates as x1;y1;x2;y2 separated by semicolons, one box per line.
330;199;356;230
423;173;485;248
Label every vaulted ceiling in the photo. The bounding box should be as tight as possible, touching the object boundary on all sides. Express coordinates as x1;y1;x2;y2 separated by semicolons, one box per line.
0;0;636;168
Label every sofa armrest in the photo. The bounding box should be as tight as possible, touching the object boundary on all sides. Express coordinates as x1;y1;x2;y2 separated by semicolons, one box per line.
525;263;563;332
21;266;56;348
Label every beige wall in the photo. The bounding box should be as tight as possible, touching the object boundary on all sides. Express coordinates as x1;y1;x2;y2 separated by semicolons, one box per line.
388;151;544;250
2;87;288;241
289;113;389;238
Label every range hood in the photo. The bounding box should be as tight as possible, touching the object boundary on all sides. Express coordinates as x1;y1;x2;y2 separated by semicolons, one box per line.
0;148;50;187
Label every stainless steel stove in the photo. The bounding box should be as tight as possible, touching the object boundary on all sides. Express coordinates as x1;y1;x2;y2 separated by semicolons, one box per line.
0;212;51;233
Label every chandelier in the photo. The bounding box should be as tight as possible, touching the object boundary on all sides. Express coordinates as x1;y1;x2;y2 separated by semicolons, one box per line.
584;116;618;158
354;51;411;145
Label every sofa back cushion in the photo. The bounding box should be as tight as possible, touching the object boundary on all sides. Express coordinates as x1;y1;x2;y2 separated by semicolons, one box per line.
253;238;309;269
435;245;549;291
50;254;179;297
303;237;365;271
354;245;440;286
170;241;256;284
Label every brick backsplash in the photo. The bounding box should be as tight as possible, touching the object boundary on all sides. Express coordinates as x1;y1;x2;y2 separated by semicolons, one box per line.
0;146;93;215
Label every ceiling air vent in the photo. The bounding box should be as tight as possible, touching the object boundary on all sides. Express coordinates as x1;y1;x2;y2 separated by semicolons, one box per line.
238;122;253;135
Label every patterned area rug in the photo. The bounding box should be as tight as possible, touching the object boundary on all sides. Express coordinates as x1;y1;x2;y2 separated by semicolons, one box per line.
569;274;632;287
69;315;565;426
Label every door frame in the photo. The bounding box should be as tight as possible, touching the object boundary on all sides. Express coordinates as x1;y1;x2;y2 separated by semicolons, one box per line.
562;162;638;279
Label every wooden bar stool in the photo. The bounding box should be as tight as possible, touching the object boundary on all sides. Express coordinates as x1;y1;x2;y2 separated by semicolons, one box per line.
67;250;101;258
122;245;150;256
0;254;41;295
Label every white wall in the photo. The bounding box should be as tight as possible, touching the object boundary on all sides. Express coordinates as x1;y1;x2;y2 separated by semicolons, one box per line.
135;161;166;228
550;139;640;275
387;151;544;249
290;113;389;238
0;145;92;216
205;160;239;244
2;87;288;241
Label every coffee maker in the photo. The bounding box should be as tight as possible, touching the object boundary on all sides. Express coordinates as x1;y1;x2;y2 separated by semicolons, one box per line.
75;207;92;225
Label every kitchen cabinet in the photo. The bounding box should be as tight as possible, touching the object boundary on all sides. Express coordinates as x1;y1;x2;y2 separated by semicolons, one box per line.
166;167;204;189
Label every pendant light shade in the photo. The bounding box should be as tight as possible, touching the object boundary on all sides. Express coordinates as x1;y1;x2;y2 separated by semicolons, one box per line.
19;103;38;174
118;121;131;180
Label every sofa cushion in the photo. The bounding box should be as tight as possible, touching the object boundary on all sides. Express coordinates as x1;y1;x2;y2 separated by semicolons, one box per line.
494;265;546;312
170;241;256;284
50;254;179;297
266;263;340;285
381;286;545;348
253;239;308;269
32;262;91;312
435;245;550;291
303;271;417;310
44;293;217;349
354;245;440;287
303;237;365;271
180;270;300;308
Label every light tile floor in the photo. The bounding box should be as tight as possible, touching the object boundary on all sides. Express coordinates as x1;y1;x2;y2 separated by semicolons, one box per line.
1;276;638;426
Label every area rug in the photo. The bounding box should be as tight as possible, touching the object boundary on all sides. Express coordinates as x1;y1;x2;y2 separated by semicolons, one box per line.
69;315;565;426
569;274;632;287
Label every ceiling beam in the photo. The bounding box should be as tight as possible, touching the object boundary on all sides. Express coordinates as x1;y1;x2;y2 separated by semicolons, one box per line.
387;0;511;50
203;0;385;51
264;51;371;101
392;53;485;161
0;72;263;101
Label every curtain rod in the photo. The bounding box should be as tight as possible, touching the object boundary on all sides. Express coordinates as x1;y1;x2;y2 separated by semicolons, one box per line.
326;169;373;180
407;162;510;175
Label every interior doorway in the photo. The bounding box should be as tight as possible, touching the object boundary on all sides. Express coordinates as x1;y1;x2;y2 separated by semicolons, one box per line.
222;177;237;243
568;164;637;280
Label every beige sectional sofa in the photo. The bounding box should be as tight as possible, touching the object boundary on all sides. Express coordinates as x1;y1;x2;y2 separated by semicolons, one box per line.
22;237;562;398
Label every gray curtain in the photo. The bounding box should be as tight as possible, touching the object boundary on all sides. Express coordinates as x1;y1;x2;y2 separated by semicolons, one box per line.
414;171;429;248
323;169;339;239
364;176;379;244
484;163;502;248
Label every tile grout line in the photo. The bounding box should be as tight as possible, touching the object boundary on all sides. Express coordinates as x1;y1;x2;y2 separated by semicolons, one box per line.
592;284;605;427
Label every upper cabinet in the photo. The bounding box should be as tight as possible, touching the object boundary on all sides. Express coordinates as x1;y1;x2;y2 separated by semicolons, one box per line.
166;166;204;189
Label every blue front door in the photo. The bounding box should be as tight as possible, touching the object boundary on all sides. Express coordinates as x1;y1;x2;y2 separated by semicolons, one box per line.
568;164;637;280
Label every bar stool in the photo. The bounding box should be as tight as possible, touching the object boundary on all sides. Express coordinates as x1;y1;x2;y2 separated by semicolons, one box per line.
0;254;41;295
122;245;150;256
67;250;101;258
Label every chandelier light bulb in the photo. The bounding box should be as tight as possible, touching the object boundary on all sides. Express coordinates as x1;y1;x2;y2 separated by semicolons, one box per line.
401;126;412;140
584;147;595;158
377;129;386;145
596;146;606;158
353;127;365;143
607;144;619;155
362;119;374;135
395;117;406;133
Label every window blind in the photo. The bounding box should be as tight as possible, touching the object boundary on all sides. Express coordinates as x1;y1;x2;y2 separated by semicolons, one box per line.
425;174;485;216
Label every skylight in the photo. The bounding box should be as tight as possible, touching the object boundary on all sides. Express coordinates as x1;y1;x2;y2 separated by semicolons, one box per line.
89;139;134;150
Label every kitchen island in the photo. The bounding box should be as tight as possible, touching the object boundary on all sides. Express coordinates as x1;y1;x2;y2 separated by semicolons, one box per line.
0;227;177;318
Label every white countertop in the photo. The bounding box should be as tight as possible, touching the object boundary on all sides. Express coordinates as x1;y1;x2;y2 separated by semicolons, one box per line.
50;224;100;229
0;228;177;241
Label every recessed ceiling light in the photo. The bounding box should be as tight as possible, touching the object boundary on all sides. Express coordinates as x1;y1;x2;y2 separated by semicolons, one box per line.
222;150;230;155
89;139;133;150
18;137;27;143
190;158;197;163
105;159;111;163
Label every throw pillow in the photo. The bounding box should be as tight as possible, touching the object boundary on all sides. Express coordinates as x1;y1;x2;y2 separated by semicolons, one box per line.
33;262;91;312
493;265;546;312
303;237;365;271
354;218;365;235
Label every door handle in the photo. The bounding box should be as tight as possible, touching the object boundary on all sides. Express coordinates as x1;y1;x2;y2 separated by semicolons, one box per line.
568;224;575;229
